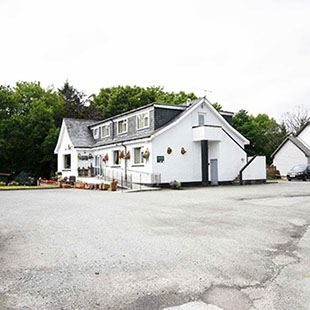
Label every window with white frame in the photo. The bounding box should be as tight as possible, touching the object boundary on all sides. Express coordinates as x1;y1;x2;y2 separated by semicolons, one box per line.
133;147;143;164
137;112;149;130
64;154;71;169
117;119;127;134
198;113;206;126
101;125;110;138
93;128;99;139
113;150;120;165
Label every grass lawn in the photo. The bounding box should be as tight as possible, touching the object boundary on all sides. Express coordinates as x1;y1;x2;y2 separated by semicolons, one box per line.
0;185;59;190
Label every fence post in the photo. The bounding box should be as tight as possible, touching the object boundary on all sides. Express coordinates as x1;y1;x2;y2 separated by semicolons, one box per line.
140;174;142;191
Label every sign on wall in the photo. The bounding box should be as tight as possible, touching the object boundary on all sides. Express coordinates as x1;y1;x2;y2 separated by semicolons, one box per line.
157;156;164;163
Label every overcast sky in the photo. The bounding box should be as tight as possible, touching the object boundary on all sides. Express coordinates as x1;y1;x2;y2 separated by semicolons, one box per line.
1;0;309;119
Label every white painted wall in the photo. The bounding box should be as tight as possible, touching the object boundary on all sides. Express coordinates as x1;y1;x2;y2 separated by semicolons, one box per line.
273;140;307;175
56;124;78;178
152;102;248;183
89;139;154;184
242;156;266;180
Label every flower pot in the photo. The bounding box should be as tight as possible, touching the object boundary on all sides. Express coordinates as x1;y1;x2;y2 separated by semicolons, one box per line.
103;184;109;190
62;184;71;189
94;184;99;190
111;182;117;191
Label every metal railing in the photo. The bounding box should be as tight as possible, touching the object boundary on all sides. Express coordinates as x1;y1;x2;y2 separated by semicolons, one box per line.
95;166;161;190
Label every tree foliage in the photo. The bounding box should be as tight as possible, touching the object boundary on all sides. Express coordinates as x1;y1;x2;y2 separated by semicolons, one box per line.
92;86;197;118
232;110;287;164
0;82;64;178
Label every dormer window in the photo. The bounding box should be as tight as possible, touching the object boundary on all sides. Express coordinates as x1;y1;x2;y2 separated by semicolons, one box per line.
137;112;149;130
93;128;99;139
117;119;127;134
101;125;110;138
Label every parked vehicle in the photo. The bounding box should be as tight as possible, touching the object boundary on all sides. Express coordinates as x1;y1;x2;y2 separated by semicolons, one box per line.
287;165;310;181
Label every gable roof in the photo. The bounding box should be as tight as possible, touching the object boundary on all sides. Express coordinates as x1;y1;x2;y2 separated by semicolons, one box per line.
64;118;98;148
271;135;310;158
153;98;250;144
55;98;248;150
296;121;310;136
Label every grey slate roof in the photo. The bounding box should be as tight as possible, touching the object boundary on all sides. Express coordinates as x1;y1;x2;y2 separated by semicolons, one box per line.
289;136;310;156
271;135;310;158
63;98;235;149
64;118;97;148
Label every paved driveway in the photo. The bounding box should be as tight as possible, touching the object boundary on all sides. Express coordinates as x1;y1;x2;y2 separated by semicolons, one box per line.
1;182;310;310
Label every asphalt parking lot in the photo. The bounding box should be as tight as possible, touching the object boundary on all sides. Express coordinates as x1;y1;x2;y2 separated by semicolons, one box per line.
1;182;310;310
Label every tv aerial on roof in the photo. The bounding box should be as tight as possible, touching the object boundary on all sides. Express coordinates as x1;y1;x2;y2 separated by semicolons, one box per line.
195;88;213;97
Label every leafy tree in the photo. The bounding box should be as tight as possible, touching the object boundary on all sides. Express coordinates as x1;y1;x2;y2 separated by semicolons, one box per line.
93;85;197;118
212;102;223;111
0;82;64;178
232;110;287;164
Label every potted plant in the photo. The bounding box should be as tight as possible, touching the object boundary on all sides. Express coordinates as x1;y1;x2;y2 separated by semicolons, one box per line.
0;181;6;186
181;147;187;155
90;183;95;190
94;183;99;190
84;183;90;189
167;147;172;154
62;183;72;189
142;148;150;160
125;151;130;160
119;151;125;160
103;182;109;190
170;180;182;190
110;179;117;191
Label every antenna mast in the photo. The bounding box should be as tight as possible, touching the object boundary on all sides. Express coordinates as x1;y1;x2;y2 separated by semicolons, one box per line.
195;88;213;98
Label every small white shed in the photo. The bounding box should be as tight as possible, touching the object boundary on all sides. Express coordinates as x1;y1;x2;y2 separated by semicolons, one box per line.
272;123;310;176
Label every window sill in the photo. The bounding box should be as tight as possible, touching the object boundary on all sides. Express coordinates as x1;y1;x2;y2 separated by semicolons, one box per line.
136;126;149;131
111;165;121;168
132;164;145;167
62;169;71;171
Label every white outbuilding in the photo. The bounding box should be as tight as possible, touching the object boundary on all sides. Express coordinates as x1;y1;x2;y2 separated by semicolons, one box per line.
271;123;310;176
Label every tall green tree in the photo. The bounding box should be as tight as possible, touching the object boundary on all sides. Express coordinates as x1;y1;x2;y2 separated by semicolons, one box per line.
93;85;197;118
232;110;287;164
0;82;64;178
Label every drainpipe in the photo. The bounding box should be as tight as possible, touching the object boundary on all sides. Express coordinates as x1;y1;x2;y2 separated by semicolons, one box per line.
121;143;127;183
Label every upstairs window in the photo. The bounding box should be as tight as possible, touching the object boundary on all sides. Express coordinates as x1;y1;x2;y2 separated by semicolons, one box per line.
198;113;205;126
93;128;99;139
137;112;149;130
101;125;110;138
117;119;127;134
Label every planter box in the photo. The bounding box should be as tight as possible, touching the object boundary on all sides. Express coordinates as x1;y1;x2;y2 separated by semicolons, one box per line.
111;183;117;191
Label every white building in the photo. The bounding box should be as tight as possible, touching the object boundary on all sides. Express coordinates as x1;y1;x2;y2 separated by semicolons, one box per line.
54;98;266;186
271;123;310;176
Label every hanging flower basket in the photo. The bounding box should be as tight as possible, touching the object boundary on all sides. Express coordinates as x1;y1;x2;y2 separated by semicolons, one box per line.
167;147;172;155
119;150;125;160
77;153;82;160
88;153;93;160
125;151;131;160
181;147;187;155
142;148;150;160
102;153;109;163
